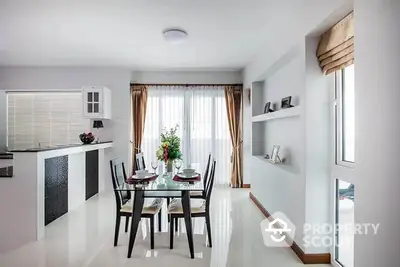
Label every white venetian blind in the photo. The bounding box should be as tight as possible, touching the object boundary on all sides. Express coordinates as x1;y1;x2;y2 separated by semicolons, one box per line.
7;92;89;150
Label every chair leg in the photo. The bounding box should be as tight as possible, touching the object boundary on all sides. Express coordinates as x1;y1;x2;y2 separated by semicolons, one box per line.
205;213;212;247
167;197;171;223
175;217;178;232
158;210;162;232
125;216;130;233
150;217;155;249
170;216;174;249
114;213;121;246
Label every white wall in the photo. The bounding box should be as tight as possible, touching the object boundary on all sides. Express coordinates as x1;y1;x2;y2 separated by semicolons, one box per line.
243;0;353;87
354;0;400;266
243;0;351;254
247;41;332;253
0;67;132;170
242;0;352;185
132;70;242;84
250;43;308;249
0;68;242;181
303;36;333;254
0;91;6;151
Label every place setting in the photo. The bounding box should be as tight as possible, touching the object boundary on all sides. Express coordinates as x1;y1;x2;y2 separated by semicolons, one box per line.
126;169;158;185
173;163;201;184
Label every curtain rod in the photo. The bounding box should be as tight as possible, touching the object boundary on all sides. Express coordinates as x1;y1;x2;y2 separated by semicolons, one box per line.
130;83;243;87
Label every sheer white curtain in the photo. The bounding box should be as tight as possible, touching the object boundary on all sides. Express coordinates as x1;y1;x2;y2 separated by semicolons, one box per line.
142;85;232;185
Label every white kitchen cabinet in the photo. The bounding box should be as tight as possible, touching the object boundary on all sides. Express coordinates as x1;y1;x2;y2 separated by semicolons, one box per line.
82;86;111;119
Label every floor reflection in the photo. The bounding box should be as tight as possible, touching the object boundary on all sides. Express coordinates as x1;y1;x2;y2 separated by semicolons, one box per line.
0;188;330;267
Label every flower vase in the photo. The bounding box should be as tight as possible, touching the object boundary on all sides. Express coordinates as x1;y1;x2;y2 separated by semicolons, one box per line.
166;160;173;173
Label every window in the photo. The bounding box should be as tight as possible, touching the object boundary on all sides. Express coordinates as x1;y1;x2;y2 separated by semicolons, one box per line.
7;92;89;150
336;65;355;164
142;86;232;185
332;64;355;267
335;180;355;267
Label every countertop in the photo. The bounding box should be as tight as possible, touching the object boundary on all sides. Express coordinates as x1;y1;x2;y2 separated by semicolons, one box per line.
9;141;113;153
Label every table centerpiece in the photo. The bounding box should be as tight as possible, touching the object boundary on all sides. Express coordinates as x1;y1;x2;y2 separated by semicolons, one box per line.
156;125;182;173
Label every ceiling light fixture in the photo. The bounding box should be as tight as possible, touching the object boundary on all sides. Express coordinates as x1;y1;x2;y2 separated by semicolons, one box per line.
163;28;188;44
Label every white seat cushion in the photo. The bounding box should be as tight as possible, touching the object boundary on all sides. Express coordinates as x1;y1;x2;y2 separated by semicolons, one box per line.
190;191;203;197
121;198;163;215
168;198;206;214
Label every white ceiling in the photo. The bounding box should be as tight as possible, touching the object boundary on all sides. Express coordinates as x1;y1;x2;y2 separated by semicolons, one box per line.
0;0;292;70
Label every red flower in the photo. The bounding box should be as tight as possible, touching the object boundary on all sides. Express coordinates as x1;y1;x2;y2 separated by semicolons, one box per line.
164;147;168;162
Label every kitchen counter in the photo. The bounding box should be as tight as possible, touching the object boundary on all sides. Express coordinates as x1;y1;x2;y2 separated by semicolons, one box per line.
9;141;113;152
0;141;113;253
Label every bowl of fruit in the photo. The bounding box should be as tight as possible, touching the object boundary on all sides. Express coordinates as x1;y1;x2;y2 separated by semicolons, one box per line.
79;132;95;144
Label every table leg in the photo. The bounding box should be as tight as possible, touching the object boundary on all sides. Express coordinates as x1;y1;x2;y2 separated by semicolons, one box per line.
181;190;194;259
127;190;145;258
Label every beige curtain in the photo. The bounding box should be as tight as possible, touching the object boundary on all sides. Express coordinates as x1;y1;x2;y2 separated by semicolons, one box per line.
224;85;243;188
317;12;354;75
131;84;148;173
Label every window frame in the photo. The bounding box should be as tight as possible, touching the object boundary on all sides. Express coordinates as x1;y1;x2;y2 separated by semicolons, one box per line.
335;69;355;168
331;65;356;267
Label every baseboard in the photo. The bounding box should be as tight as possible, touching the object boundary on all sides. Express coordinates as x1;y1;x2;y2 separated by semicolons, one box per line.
249;192;331;265
231;184;251;188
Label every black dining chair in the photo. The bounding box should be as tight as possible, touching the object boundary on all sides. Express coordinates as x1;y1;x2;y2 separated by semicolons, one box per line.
135;151;180;225
110;158;163;249
168;159;216;249
169;153;212;232
190;153;212;199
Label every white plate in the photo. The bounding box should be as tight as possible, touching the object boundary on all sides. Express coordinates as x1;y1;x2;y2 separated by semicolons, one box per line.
176;172;200;179
131;173;156;179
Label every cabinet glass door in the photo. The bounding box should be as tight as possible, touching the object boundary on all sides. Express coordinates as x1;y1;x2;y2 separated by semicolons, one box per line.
86;91;101;114
87;92;93;113
93;92;100;113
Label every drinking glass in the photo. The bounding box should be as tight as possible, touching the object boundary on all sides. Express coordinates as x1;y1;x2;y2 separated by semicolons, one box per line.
151;159;158;174
174;159;182;173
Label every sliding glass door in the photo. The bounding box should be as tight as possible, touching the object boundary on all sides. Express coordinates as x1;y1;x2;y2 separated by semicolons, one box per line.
142;85;232;185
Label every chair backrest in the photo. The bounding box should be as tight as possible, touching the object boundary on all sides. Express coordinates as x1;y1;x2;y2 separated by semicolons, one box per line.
202;153;212;196
205;159;216;210
135;152;146;171
110;158;131;210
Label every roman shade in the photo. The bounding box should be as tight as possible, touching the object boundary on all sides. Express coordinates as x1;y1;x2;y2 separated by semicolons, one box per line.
317;12;354;75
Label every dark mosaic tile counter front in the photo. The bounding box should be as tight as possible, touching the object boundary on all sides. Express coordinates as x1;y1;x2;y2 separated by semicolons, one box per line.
0;166;13;178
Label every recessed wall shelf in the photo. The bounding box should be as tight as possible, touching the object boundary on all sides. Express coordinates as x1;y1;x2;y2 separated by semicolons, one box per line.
252;106;300;122
253;155;285;165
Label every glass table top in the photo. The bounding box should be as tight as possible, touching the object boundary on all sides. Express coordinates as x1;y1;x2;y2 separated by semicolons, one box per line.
115;172;204;192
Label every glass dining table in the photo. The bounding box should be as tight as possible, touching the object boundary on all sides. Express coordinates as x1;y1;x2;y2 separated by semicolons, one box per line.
115;173;204;259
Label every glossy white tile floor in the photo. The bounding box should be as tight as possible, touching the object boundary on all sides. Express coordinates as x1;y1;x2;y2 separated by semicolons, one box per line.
0;188;331;267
